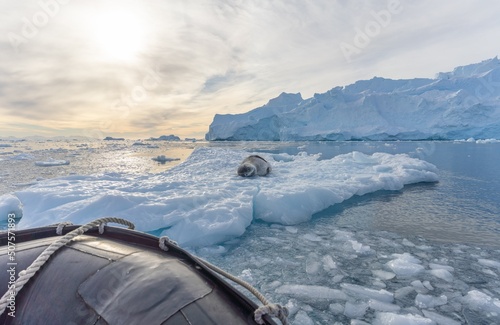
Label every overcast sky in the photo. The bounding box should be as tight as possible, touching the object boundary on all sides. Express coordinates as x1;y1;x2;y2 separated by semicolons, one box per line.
1;0;499;139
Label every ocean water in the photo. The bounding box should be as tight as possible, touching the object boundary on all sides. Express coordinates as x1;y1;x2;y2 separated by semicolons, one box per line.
1;139;500;324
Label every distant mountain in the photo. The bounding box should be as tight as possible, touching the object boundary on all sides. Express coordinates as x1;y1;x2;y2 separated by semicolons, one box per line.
206;57;500;141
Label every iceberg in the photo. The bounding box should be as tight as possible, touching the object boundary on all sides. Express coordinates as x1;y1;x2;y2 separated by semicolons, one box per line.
206;57;500;141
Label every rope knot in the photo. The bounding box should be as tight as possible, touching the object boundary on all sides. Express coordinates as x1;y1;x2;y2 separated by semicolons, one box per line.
159;236;178;251
55;221;74;235
98;222;106;234
254;303;289;325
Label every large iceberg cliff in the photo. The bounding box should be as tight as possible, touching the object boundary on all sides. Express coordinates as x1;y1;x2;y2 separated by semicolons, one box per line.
206;57;500;141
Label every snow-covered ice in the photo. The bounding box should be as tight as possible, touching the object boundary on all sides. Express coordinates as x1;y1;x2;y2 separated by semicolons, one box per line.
0;194;23;219
2;147;438;246
207;57;500;141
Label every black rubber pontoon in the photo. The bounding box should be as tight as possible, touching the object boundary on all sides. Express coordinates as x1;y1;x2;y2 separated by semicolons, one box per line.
0;222;279;325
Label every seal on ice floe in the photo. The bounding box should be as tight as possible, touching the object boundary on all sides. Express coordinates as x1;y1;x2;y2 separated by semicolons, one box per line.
237;155;271;177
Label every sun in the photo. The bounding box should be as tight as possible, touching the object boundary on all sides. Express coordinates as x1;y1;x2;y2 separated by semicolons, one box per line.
89;10;146;62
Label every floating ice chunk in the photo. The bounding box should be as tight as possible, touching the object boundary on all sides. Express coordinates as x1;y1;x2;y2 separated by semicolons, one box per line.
429;269;454;282
422;281;434;291
334;230;353;241
285;226;298;233
341;283;394;303
372;269;396;280
239;269;253;283
284;299;300;317
373;312;436;325
415;293;448;308
276;285;348;300
293;310;314;325
196;245;227;256
349;240;372;254
368;299;401;312
411;280;429;293
329;303;344;315
478;258;500;269
306;254;321;275
302;233;322;242
462;290;500;314
343;301;368;318
387;253;424;277
0;194;23;220
421;310;462;325
35;159;70;167
429;263;454;272
351;321;370;325
10;153;34;160
482;268;497;276
322;255;337;271
394;286;415;300
402;239;415;247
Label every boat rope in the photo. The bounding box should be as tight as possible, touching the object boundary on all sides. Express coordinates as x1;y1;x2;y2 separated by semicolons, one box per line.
158;238;289;325
0;217;134;315
158;236;179;251
0;217;287;324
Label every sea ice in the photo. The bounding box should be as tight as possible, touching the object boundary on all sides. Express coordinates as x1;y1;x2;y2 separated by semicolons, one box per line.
343;301;368;318
275;285;348;300
340;283;394;303
478;258;500;269
372;270;395;280
387;253;425;277
421;310;461;325
11;147;439;247
373;312;436;325
293;310;314;325
428;269;454;282
415;293;448;308
34;159;70;167
0;194;23;220
462;290;500;314
10;153;34;160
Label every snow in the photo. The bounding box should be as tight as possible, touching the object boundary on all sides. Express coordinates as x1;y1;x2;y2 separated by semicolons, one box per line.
5;147;438;247
0;194;23;220
206;57;500;141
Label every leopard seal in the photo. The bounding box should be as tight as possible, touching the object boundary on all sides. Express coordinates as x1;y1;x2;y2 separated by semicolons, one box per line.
237;155;271;177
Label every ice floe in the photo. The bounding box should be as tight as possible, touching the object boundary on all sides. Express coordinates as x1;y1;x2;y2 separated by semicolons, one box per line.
4;147;438;246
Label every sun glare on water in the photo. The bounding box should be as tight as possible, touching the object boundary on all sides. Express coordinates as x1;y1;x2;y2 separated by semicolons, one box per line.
88;9;146;62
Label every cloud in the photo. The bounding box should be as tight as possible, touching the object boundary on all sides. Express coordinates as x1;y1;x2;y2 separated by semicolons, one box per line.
1;0;499;138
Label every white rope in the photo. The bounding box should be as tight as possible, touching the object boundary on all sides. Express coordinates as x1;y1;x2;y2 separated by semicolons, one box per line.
190;255;289;325
158;236;179;251
158;236;289;324
0;217;135;315
55;221;74;235
255;303;289;325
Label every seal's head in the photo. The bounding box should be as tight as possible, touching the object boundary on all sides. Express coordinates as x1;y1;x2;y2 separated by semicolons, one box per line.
237;163;256;177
